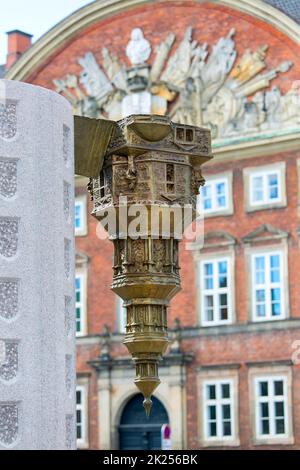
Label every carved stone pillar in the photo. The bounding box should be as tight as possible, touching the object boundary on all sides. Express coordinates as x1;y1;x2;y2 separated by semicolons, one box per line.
77;114;212;414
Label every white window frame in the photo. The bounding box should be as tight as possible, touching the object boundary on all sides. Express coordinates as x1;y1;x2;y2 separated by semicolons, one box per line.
75;269;87;337
254;375;288;440
116;296;126;333
75;195;87;236
244;162;286;212
249;366;294;446
251;251;285;322
200;257;233;326
201;176;231;216
76;384;88;449
203;379;235;442
250;169;281;206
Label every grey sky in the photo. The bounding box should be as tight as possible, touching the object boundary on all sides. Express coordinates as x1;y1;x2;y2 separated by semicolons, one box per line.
1;0;92;65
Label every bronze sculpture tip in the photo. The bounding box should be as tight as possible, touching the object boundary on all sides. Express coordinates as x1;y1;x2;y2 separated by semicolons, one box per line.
143;397;152;417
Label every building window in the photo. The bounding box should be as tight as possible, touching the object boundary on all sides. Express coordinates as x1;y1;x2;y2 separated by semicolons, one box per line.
252;252;284;321
250;170;280;206
255;376;288;439
244;163;286;212
166;163;175;194
76;385;88;448
200;258;232;326
200;173;233;217
75;196;87;236
175;126;195;143
116;296;126;333
75;271;87;336
203;380;234;441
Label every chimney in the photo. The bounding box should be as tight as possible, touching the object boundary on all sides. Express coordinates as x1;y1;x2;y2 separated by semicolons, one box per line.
6;30;33;69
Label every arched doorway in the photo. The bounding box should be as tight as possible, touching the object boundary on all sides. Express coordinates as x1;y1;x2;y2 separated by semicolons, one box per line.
119;394;169;450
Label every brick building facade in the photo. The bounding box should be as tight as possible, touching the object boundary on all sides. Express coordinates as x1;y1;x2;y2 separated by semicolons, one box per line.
4;0;300;449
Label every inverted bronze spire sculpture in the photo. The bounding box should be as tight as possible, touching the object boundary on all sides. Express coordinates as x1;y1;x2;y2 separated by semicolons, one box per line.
75;114;212;415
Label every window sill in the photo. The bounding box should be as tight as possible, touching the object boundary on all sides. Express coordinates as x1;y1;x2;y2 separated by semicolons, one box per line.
203;209;233;219
201;438;240;447
75;230;88;237
253;436;294;446
245;202;286;213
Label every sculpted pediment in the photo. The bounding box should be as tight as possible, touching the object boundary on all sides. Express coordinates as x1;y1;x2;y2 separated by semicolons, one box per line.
54;26;300;142
242;224;288;244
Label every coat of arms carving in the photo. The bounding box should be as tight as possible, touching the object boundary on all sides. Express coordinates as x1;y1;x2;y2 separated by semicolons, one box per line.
54;27;300;139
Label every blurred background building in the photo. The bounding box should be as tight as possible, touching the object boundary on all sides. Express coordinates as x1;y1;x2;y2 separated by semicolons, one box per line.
2;0;300;450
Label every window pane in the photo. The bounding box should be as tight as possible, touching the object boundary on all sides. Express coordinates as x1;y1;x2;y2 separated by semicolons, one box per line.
204;296;214;322
259;381;268;396
218;261;227;287
202;186;211;198
255;256;265;270
76;409;81;423
223;421;231;436
256;304;266;317
216;182;225;195
208;405;216;420
268;174;278;200
274;380;284;396
220;307;228;320
76;307;81;318
275;401;284;417
209;422;217;437
217;195;226;207
204;199;212;210
270;255;280;268
275;418;285;434
221;384;230;399
252;176;263;202
256;289;266;317
76;390;81;404
256;290;265;302
261;418;269;435
77;425;82;439
271;288;281;301
205;277;213;290
261;402;269;418
207;385;216;400
255;257;265;284
222;404;231;420
205;263;213;276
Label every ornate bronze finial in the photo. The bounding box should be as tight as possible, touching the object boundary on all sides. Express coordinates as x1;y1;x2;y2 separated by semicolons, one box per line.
74;114;212;414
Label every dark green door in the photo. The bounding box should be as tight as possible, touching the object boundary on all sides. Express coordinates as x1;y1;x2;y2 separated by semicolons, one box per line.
119;394;169;450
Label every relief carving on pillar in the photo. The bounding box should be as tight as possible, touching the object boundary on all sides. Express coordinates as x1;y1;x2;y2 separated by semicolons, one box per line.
0;402;19;447
0;159;17;199
0;218;19;258
0;103;17;140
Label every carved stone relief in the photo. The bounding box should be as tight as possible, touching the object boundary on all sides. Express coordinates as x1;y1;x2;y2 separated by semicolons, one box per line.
0;159;17;198
0;279;18;320
54;27;300;140
0;103;17;140
0;218;19;258
0;402;19;446
0;341;18;382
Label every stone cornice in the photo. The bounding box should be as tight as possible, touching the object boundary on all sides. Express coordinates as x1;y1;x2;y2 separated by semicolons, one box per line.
5;0;300;81
75;318;300;347
89;350;194;371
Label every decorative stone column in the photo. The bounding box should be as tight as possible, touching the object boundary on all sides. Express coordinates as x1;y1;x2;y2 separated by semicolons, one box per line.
80;114;212;415
0;80;76;449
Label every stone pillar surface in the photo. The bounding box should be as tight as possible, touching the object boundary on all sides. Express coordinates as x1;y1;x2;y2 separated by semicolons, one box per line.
0;79;76;449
